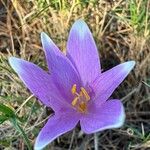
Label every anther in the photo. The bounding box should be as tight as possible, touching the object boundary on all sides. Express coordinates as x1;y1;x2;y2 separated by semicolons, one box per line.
71;97;79;106
71;84;77;94
78;102;87;112
80;87;90;101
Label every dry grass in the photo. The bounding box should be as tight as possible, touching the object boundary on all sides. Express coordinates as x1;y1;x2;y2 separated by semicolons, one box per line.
0;0;150;149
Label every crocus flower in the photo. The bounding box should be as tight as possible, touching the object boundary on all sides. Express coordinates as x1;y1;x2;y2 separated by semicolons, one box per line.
9;19;135;150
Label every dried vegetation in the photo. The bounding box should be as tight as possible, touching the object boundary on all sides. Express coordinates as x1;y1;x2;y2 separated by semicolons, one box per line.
0;0;150;149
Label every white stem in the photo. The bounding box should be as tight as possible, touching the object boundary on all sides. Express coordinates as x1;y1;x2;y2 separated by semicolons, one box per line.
94;133;98;150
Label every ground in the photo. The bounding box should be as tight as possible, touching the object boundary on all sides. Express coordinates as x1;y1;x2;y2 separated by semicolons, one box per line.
0;0;150;150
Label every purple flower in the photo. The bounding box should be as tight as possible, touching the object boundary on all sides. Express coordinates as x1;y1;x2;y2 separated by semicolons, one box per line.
9;20;135;150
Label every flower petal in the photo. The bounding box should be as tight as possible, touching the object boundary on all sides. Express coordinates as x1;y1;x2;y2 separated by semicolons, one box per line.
9;57;70;111
34;112;79;150
67;19;100;85
91;61;135;106
80;99;125;134
41;32;81;103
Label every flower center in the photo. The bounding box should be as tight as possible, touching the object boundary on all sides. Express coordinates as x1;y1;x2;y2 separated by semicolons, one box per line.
71;84;90;113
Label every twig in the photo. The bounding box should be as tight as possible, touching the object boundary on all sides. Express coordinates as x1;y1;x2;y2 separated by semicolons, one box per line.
68;129;75;150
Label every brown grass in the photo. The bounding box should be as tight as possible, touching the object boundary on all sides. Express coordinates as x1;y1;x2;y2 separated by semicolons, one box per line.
0;0;150;149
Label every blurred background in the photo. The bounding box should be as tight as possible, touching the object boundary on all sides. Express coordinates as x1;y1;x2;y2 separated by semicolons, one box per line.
0;0;150;149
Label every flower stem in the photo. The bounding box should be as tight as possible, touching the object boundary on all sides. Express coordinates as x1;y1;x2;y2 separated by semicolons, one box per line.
94;133;98;150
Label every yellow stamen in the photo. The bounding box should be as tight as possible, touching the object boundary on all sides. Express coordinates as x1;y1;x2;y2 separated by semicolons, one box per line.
71;97;79;106
71;84;77;94
78;102;87;112
80;87;90;101
71;85;90;113
79;91;83;97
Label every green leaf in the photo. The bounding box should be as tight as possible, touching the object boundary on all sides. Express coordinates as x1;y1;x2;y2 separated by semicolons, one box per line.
10;118;32;150
0;103;23;123
0;103;15;118
0;115;9;124
0;139;10;147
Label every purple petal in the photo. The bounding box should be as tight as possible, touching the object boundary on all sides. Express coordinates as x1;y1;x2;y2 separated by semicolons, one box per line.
34;112;79;150
80;99;125;134
41;32;81;103
67;19;100;85
91;61;135;106
9;57;70;111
